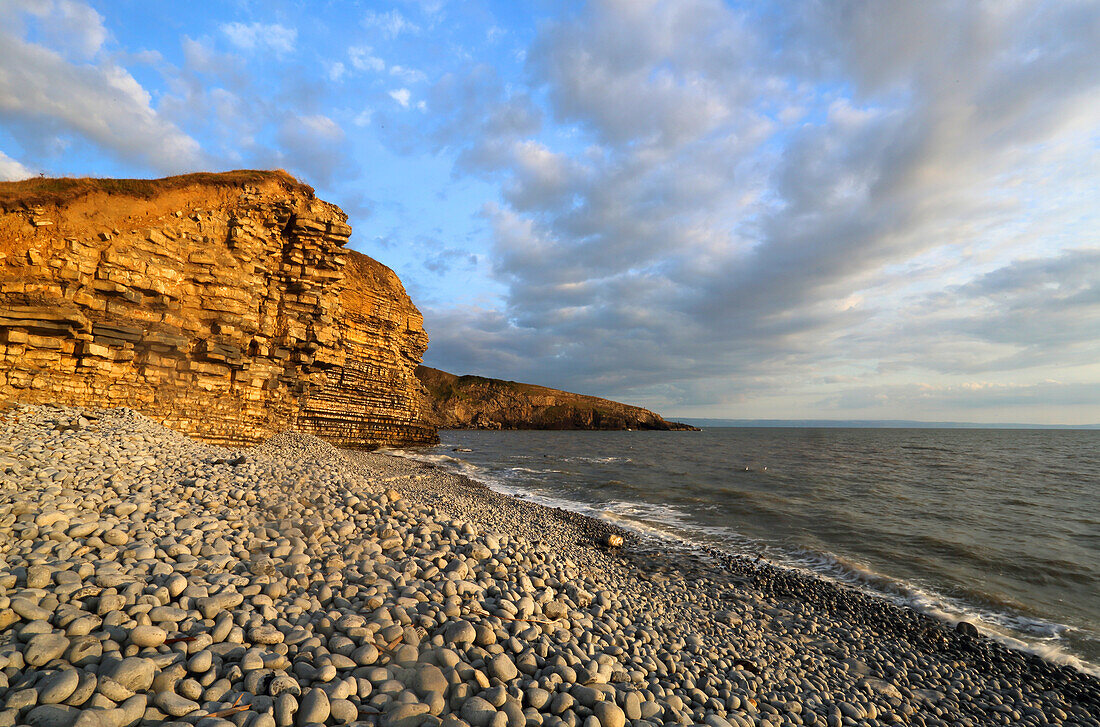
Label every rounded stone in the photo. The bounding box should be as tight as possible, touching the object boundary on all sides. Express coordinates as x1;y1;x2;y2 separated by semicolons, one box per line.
593;702;625;727
129;625;167;648
12;598;53;621
36;511;69;529
443;621;476;646
240;651;265;671
178;678;203;701
413;665;448;696
5;687;38;711
488;654;518;683
329;698;358;725
620;692;642;721
36;669;80;704
384;703;431;727
63;670;97;708
25;704;79;727
297;687;330;726
268;675;302;698
102;529;129;546
275;692;299;727
461;696;497;727
571;686;602;709
187;650;213;673
468;544;492;560
26;634;72;667
249;625;284;645
96;676;135;702
155;690;200;717
525;688;551;711
100;657;155;692
27;565;52;589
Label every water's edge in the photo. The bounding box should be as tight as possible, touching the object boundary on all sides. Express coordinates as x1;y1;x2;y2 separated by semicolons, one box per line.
385;433;1100;678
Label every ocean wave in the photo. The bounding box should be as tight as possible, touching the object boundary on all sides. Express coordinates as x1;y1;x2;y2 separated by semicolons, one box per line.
507;466;566;475
385;441;1100;678
742;546;1098;677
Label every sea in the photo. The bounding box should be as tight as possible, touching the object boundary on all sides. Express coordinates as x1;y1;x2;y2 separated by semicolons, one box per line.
388;427;1100;676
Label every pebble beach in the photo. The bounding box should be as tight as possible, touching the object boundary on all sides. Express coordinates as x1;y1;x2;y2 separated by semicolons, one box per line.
1;405;1097;727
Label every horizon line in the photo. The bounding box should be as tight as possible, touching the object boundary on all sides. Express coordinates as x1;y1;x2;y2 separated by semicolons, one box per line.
672;417;1100;430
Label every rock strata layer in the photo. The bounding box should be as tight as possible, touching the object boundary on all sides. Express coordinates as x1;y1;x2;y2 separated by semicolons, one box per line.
416;367;697;431
0;172;435;448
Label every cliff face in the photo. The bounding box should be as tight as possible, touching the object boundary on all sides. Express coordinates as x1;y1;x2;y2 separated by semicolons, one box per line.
0;171;436;448
416;366;698;431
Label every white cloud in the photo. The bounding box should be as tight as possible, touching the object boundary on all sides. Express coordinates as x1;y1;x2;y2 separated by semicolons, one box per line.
390;65;427;84
363;10;419;37
354;108;374;127
412;0;1100;420
0;26;205;173
349;46;385;73
0;0;107;60
296;115;343;141
221;22;297;54
0;150;35;181
273;114;350;185
389;88;412;108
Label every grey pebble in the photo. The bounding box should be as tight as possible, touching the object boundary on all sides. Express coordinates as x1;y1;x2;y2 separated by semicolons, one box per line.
296;687;330;725
461;696;498;727
155;691;200;717
36;669;80;704
0;403;1094;727
25;704;79;727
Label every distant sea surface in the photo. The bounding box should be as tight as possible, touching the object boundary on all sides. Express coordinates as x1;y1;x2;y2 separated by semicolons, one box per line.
391;428;1100;673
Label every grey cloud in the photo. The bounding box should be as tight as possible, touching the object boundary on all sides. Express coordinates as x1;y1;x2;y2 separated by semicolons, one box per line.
528;0;759;147
272;115;354;187
423;248;478;276
162;35;366;188
412;0;1100;417
377;63;541;163
888;249;1100;374
334;191;376;222
819;381;1100;418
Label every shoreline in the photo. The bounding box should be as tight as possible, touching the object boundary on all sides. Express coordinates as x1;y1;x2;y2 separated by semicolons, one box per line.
384;439;1100;677
1;404;1098;727
363;450;1100;691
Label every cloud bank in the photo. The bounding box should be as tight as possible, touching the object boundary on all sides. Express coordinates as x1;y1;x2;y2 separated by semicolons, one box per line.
0;0;1096;423
0;1;206;173
413;0;1100;422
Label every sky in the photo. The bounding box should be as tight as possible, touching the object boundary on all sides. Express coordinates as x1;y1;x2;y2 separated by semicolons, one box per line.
1;0;1098;424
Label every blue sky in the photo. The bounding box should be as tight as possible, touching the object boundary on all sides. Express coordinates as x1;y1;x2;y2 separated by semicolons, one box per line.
2;0;1098;424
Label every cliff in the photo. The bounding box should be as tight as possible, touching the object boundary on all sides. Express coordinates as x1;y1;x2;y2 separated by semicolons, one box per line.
0;171;436;448
416;366;698;431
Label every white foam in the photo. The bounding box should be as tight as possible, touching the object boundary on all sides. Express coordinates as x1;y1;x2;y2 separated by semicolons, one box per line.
384;443;1100;678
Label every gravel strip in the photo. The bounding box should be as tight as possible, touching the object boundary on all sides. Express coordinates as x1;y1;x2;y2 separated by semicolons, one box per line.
0;403;1097;727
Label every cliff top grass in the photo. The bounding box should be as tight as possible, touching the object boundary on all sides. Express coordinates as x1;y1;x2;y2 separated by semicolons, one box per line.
417;364;645;410
0;169;312;210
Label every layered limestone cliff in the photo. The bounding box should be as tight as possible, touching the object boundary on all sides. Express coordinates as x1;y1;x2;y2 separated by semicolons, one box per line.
416;366;698;431
0;171;436;448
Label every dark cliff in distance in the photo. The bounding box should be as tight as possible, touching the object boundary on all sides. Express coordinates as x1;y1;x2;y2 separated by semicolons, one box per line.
0;171;436;448
416;366;699;431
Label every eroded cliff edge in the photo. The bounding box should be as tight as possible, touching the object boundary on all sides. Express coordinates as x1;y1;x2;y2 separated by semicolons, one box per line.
416;366;699;431
0;171;436;448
